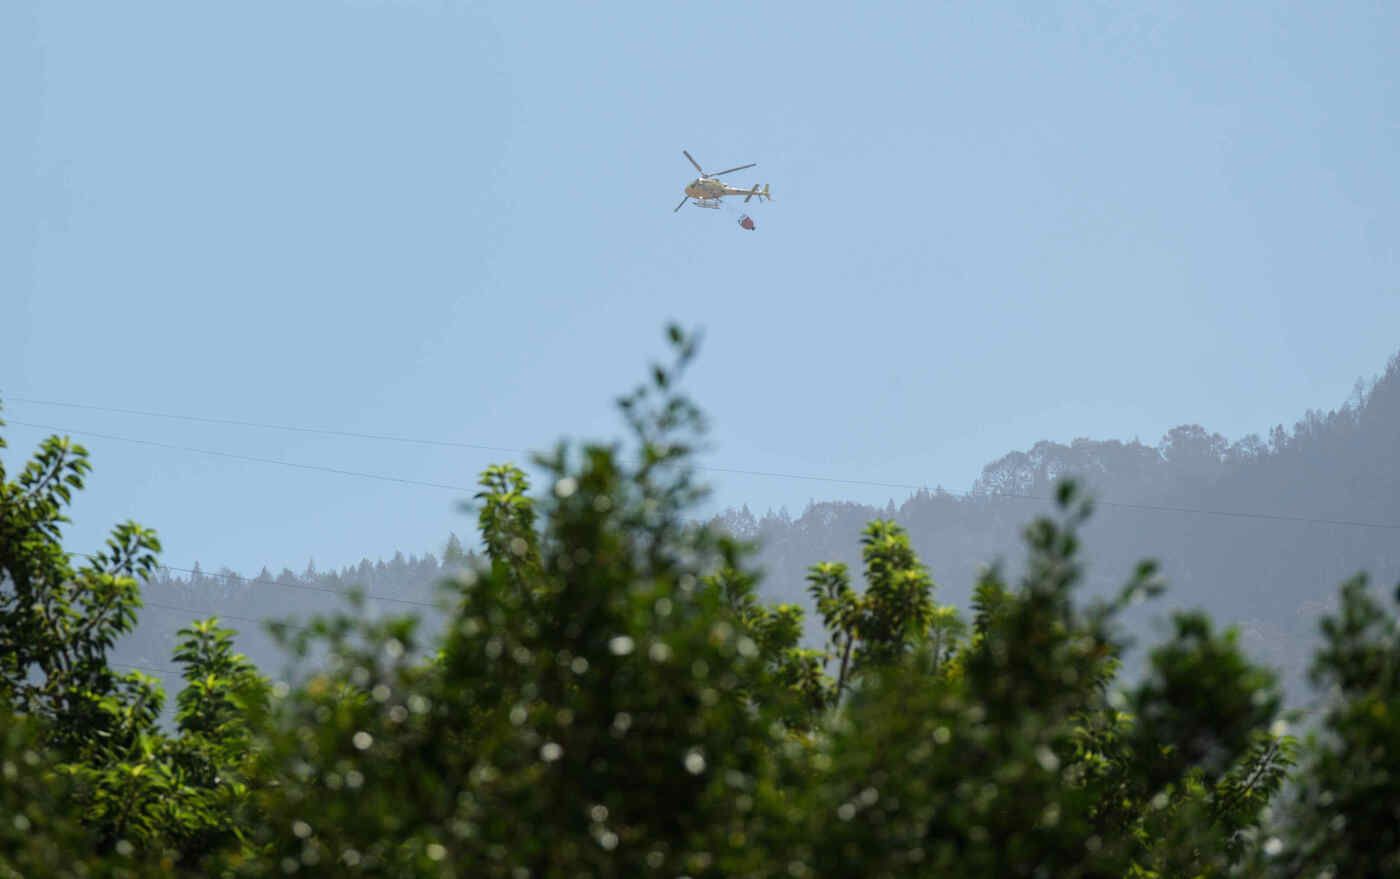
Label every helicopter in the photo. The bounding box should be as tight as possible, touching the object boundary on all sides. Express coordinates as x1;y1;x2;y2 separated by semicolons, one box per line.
673;150;772;212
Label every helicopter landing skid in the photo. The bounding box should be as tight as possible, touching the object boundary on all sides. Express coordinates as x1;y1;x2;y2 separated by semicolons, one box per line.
693;199;722;209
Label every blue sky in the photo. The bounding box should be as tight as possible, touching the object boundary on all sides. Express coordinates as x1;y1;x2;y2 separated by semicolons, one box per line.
3;1;1398;576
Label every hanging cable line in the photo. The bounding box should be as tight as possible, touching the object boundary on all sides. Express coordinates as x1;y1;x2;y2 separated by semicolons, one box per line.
4;396;521;454
143;600;263;627
6;419;474;493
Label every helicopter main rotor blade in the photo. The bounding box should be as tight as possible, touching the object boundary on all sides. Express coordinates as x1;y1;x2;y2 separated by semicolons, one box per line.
673;196;690;213
709;163;756;178
682;150;705;175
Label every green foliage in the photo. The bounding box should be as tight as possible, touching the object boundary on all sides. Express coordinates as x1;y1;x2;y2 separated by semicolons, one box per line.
1279;575;1400;877
1;406;267;874
1129;611;1282;790
806;519;954;700
164;619;270;861
1;335;1395;877
0;707;107;878
229;330;787;877
774;486;1291;878
0;425;162;752
713;559;830;727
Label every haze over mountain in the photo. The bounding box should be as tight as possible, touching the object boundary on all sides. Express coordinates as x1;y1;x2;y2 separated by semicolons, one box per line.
114;348;1400;703
723;349;1400;698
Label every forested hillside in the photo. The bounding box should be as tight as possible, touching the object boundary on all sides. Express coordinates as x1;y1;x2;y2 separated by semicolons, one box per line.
718;351;1400;697
114;539;475;687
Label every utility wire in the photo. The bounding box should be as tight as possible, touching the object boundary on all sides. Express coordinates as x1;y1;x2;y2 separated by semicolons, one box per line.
6;420;473;493
143;599;262;627
4;396;922;490
141;599;294;629
4;396;521;454
6;401;1400;532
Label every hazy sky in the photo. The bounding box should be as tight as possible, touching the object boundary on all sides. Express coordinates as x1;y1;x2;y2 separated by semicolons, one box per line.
4;1;1398;577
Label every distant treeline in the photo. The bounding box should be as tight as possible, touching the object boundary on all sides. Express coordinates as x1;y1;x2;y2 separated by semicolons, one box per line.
116;538;476;679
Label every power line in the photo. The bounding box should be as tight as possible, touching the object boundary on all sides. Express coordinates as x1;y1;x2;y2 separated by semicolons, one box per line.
4;396;923;490
6;402;1400;532
144;600;250;624
4;396;522;454
1021;496;1400;531
143;599;267;628
5;419;473;494
701;463;930;492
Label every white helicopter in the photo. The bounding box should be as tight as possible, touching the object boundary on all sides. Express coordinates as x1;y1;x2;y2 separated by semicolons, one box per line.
674;150;772;212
